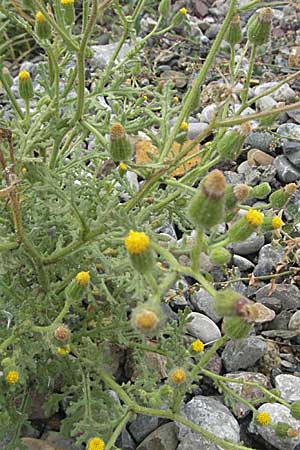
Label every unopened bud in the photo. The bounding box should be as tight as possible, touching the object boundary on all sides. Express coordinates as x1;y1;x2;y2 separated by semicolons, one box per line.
54;325;70;342
18;70;34;100
218;124;251;160
225;15;242;46
247;7;273;46
35;11;51;40
210;247;231;265
109;123;133;162
131;303;162;335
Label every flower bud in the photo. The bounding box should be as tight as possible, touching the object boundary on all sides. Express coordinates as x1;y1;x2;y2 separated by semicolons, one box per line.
225;184;250;213
54;325;70;343
291;402;300;420
2;67;13;88
228;209;263;243
65;271;90;301
188;169;226;229
159;0;170;16
261;215;284;232
247;7;273;46
218;123;251;160
159;384;174;398
1;357;13;368
210;247;231;265
131;302;162;335
35;11;51;40
18;70;34;100
170;367;187;385
270;184;297;208
223;316;252;339
225;15;242;46
61;0;75;26
125;230;154;273
249;182;271;199
109;123;133;162
275;422;289;438
213;288;245;317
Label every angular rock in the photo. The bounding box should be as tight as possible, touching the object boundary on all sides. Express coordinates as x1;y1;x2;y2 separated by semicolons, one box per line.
128;414;159;444
190;288;221;323
283;140;300;168
275;374;300;403
253;244;284;276
249;403;300;450
176;396;240;450
277;123;300;140
20;438;64;450
256;284;300;310
275;155;300;182
91;42;132;69
137;422;178;450
289;311;300;333
247;149;274;166
231;233;265;256
186;312;221;343
222;337;267;372
233;255;255;271
245;132;274;153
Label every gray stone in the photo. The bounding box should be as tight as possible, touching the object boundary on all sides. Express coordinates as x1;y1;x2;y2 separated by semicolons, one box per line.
176;396;240;450
190;288;221;323
116;428;136;450
129;414;160;444
224;372;271;418
275;155;300;182
249;403;300;450
200;104;217;123
256;95;278;112
283;140;300;168
231;233;265;256
253;82;296;103
187;122;209;139
41;432;81;450
287;109;300;124
256;296;282;314
222;337;267;372
233;255;255;271
205;23;221;39
245;131;273;152
91;42;133;69
254;244;284;276
256;283;300;310
275;374;300;402
289;311;300;333
277;123;300;140
224;171;245;184
186;312;221;343
137;422;178;450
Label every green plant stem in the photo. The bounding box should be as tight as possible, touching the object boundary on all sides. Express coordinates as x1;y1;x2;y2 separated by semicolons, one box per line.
214;268;300;286
32;295;73;333
158;0;237;163
238;0;289;11
81;120;108;149
32;0;79;51
72;0;98;124
105;409;132;450
0;241;19;252
218;380;257;413
230;45;235;82
98;366;133;405
0;71;24;120
144;271;159;297
8;391;29;450
234;40;250;78
191;228;203;273
240;44;257;108
47;44;60;113
25;99;30;127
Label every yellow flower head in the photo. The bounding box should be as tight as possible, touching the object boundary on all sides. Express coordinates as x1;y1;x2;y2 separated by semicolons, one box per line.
143;95;148;100
21;167;27;174
179;7;188;15
170;368;187;385
256;411;271;426
272;216;284;229
18;70;30;81
125;230;150;254
6;370;19;384
191;339;205;353
87;437;105;450
76;271;90;285
173;96;179;104
180;121;188;132
36;11;46;22
245;209;263;227
56;345;70;356
61;0;74;4
134;309;159;333
119;162;127;172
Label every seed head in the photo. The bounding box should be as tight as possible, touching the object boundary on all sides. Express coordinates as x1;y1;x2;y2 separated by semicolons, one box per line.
54;325;70;342
170;368;187;384
259;7;273;24
202;169;226;200
233;184;250;201
110;123;125;140
134;309;159;333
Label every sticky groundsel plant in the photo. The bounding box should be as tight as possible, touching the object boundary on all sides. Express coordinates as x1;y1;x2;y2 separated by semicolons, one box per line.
0;0;300;449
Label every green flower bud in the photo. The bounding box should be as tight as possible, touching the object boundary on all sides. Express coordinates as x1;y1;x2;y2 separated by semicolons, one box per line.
1;357;13;368
109;123;133;162
249;182;271;199
2;67;13;88
270;184;297;208
172;8;187;27
290;402;300;420
213;288;244;317
223;316;252;339
261;215;284;232
247;7;273;46
159;384;174;398
225;15;243;46
18;70;34;100
188;170;226;229
228;209;263;243
35;11;51;40
61;0;75;26
131;302;163;335
65;271;90;301
275;422;290;438
125;230;154;274
225;184;250;211
210;247;231;265
218;123;251;160
159;0;170;16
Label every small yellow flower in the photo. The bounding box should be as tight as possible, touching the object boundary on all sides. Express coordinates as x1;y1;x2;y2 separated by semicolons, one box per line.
125;230;150;255
143;95;148;100
173;96;179;104
119;162;127;172
76;271;90;285
21;167;27;174
87;437;105;450
170;368;187;385
191;339;205;353
180;121;188;132
61;0;74;4
36;11;46;22
272;216;284;229
18;70;30;81
56;345;70;356
5;370;19;384
245;209;263;227
179;7;188;15
256;411;271;426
